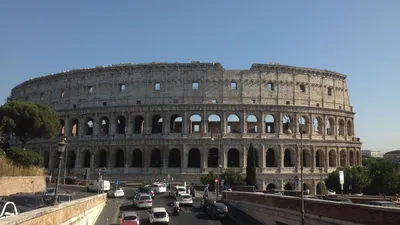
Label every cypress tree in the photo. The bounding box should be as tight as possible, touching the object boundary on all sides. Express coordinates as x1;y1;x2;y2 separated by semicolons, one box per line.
246;143;257;187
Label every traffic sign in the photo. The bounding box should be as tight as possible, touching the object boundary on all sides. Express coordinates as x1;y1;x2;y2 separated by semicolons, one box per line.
294;176;299;181
294;180;299;185
115;180;120;185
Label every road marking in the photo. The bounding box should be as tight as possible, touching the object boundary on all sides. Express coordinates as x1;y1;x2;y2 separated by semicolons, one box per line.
207;220;215;225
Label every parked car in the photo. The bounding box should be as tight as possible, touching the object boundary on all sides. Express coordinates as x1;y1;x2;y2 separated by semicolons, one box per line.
365;201;399;208
0;201;18;219
205;202;229;219
120;211;140;225
133;193;153;209
107;186;125;198
147;207;169;224
7;193;45;213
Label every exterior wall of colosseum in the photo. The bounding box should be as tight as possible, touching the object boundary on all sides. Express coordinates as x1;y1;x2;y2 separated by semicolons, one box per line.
10;62;362;193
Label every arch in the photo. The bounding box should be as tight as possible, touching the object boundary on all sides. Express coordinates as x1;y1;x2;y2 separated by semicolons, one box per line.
315;149;325;167
340;150;347;166
338;119;345;136
284;183;293;190
313;117;323;135
115;149;124;168
168;148;181;168
227;149;240;167
316;182;326;195
349;150;354;166
43;151;50;168
82;150;91;168
188;148;201;168
302;149;312;167
151;115;163;134
132;149;143;167
329;150;337;167
326;118;335;135
189;114;202;133
266;183;277;191
347;120;353;136
303;183;312;192
66;150;76;169
208;148;219;168
170;115;183;133
355;150;360;166
59;119;65;136
247;115;258;133
99;117;109;135
208;114;222;133
265;114;275;133
266;148;276;167
298;116;309;134
227;114;240;133
85;117;94;135
116;116;126;135
150;148;161;167
133;115;144;134
282;115;293;133
97;149;107;168
70;118;79;136
284;149;295;167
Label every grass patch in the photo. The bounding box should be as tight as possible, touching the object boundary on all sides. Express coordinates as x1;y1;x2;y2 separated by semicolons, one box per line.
0;156;45;176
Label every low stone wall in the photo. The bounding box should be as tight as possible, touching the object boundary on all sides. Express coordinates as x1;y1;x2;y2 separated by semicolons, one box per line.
0;176;46;196
223;191;400;225
0;194;106;225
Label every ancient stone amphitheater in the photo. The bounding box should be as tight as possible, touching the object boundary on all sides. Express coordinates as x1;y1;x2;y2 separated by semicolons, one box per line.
10;62;361;193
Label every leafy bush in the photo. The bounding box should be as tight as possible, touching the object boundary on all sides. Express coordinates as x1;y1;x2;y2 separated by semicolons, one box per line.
222;168;245;185
5;147;43;167
200;171;217;185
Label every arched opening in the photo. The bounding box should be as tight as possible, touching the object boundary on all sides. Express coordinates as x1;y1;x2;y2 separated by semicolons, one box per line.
347;120;353;136
284;183;293;190
116;116;126;135
70;118;79;137
100;117;109;135
316;149;325;167
340;150;346;166
82;150;91;168
329;150;337;167
43;151;50;168
316;182;326;195
115;149;124;168
208;114;221;133
266;183;277;191
303;183;312;193
66;151;76;169
227;149;240;167
338;119;345;136
356;151;360;166
265;114;275;133
298;116;309;133
208;148;219;168
284;149;295;167
151;115;163;134
282;115;293;133
85;118;94;135
302;149;311;167
247;115;258;133
132;149;143;167
266;148;276;167
313;117;323;135
59;119;65;136
170;115;183;133
168;148;181;168
150;148;161;167
188;148;201;168
326;118;335;135
189;114;202;133
133;115;144;134
97;149;107;168
349;151;354;166
227;114;240;133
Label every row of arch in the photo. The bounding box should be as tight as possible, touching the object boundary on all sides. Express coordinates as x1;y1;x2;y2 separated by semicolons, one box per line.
60;113;354;137
41;147;360;169
266;182;325;194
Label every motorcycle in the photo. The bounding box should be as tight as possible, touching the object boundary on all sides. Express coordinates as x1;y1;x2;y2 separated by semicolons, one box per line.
173;206;181;216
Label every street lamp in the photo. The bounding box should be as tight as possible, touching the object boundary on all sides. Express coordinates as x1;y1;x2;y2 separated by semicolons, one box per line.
299;124;305;225
211;129;222;201
54;138;67;205
62;138;68;184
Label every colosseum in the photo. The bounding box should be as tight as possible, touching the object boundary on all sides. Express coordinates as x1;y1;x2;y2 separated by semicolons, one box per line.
10;62;362;194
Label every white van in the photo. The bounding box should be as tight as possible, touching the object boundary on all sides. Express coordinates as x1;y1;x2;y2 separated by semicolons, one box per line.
151;183;167;194
87;180;111;192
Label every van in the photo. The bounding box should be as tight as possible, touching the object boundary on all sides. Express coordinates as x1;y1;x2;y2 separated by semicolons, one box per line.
87;180;111;192
151;183;167;194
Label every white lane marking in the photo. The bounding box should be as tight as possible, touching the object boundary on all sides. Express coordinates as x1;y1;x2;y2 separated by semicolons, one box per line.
207;220;215;225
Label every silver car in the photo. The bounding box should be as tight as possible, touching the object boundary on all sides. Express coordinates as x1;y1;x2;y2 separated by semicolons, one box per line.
133;193;153;209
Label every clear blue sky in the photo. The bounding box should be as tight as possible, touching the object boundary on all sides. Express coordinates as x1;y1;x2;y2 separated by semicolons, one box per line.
1;0;399;151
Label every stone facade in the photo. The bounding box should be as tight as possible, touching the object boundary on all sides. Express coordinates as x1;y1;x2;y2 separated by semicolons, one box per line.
10;62;362;193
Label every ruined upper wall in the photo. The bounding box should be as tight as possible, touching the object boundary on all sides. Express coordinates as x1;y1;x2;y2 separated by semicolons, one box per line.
10;62;353;112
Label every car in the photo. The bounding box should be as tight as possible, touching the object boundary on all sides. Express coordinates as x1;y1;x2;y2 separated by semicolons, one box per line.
200;198;216;211
8;193;45;213
147;207;169;224
0;201;18;219
172;186;186;198
133;193;153;209
108;186;125;198
151;183;167;194
328;198;353;203
177;193;193;206
44;188;56;196
365;201;399;208
86;180;111;192
58;194;74;203
205;202;229;219
120;211;140;225
136;187;155;199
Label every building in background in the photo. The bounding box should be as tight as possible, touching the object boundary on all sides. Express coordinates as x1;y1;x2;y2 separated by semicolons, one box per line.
362;150;384;158
383;150;400;163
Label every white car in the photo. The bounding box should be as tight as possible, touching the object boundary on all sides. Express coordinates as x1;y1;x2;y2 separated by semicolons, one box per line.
178;193;193;205
120;211;140;225
133;194;153;209
108;186;125;198
151;183;167;194
173;186;187;198
147;207;169;224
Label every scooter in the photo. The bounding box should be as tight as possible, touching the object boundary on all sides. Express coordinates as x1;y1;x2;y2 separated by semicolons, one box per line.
173;206;181;216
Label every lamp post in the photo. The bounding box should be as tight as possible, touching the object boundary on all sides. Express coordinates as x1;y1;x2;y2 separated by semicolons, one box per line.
319;167;324;199
54;138;67;205
62;138;68;184
211;129;222;201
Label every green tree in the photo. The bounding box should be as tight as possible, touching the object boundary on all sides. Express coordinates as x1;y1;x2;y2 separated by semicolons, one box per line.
246;143;257;187
367;160;400;195
5;147;43;167
200;171;217;185
0;101;60;148
222;168;245;185
362;156;381;167
350;166;370;194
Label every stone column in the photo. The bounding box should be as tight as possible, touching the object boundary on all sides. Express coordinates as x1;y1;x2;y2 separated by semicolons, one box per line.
222;111;227;135
241;111;247;134
64;116;70;136
183;112;189;135
182;144;188;170
75;147;80;172
109;113;116;135
261;145;266;168
221;146;227;168
311;146;315;172
201;145;207;172
202;111;208;133
279;144;284;171
126;112;132;135
325;147;329;172
260;112;265;134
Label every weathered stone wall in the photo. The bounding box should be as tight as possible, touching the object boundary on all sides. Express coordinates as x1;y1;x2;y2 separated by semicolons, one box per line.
0;176;46;196
0;193;106;225
223;191;400;225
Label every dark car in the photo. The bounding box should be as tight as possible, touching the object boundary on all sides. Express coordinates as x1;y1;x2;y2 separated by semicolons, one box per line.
7;193;45;213
328;198;353;203
135;187;155;198
200;198;216;211
366;201;399;208
206;202;229;219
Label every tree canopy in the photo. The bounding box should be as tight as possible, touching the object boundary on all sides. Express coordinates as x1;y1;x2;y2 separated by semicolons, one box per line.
0;101;61;148
246;143;257;187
